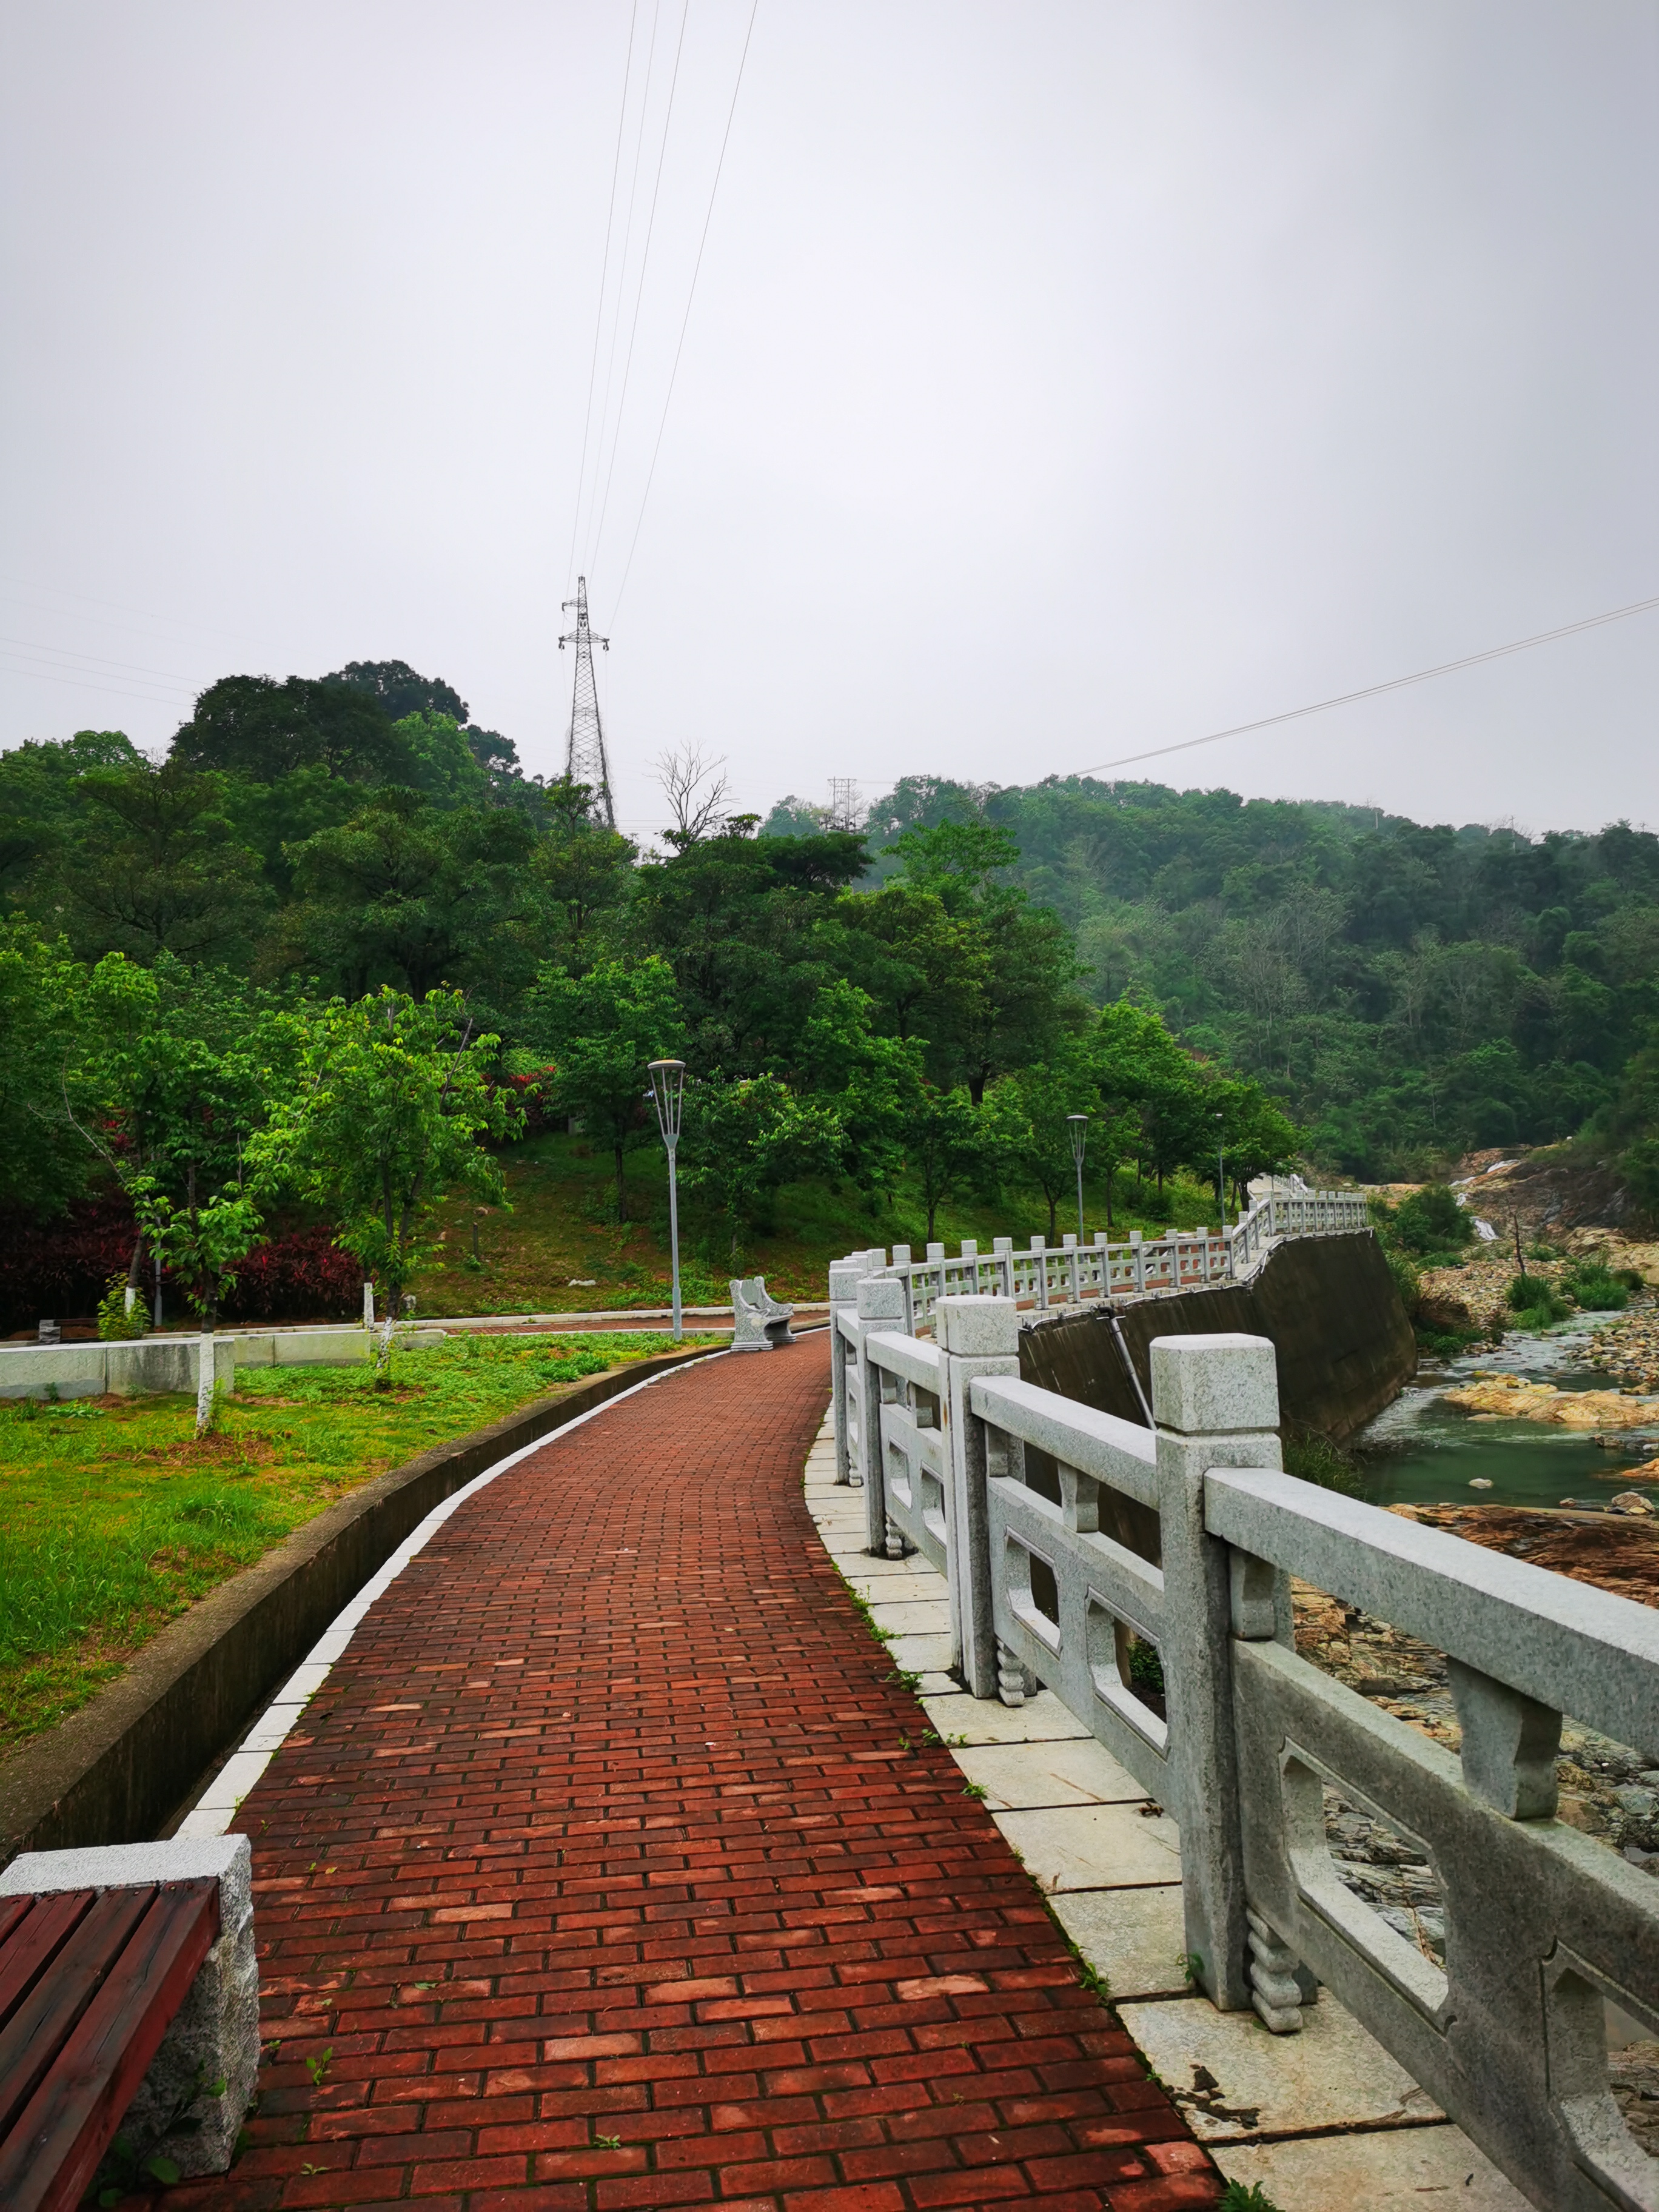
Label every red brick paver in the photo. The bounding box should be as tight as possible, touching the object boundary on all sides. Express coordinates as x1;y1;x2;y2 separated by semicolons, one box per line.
163;1339;1219;2211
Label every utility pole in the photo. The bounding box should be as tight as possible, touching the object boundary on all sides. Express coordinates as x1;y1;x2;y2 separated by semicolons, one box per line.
558;576;615;830
826;777;862;833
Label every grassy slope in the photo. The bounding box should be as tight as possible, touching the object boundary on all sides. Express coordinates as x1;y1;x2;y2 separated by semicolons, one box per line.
0;1330;702;1752
412;1130;1233;1315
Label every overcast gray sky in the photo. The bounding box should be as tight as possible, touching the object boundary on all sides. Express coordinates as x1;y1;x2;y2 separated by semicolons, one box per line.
2;1;1655;841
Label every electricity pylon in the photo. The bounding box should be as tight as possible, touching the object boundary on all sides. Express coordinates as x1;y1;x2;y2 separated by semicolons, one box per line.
558;575;615;830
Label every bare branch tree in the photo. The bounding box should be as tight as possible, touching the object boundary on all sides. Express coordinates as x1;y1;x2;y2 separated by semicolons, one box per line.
654;744;731;848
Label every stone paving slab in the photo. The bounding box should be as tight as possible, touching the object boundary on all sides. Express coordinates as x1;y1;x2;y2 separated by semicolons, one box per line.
1049;1886;1189;2002
953;1738;1146;1811
995;1803;1184;1892
863;1597;953;1635
920;1687;1091;1746
161;1336;1221;2210
1118;1992;1443;2140
1212;2122;1529;2208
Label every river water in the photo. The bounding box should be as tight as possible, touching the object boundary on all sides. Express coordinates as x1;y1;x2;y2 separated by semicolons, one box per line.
1355;1314;1659;1512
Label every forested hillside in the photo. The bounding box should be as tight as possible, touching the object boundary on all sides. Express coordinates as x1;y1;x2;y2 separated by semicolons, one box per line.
771;776;1659;1198
0;664;1301;1328
5;661;1655;1335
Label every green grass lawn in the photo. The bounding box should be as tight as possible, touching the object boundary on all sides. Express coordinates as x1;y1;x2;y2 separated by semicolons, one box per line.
415;1129;1234;1316
0;1330;702;1755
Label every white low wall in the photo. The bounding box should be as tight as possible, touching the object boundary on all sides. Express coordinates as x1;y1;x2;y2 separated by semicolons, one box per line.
0;1336;238;1399
0;1326;450;1398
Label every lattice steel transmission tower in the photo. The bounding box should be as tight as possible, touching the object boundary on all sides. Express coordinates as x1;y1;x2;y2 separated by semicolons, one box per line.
826;777;863;833
558;575;615;829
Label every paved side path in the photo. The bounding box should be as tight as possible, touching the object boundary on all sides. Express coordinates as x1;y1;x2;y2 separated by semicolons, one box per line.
170;1338;1218;2212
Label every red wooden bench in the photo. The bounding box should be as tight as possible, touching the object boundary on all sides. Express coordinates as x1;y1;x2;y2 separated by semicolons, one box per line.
0;1878;220;2212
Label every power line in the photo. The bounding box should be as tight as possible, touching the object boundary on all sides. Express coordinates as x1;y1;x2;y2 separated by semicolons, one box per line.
0;632;197;686
1072;590;1659;779
0;660;195;709
610;0;761;617
566;0;642;595
582;0;665;577
588;0;691;577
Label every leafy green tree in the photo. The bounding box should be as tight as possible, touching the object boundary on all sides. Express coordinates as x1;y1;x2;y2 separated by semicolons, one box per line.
1390;1184;1473;1255
173;674;408;782
41;757;272;967
69;954;285;1426
276;792;541;999
0;919;90;1216
996;1047;1099;1240
532;777;635;963
680;1073;842;1259
251;988;512;1373
390;712;488;807
902;1082;984;1243
523;956;683;1221
797;979;924;1200
1205;1079;1298;1213
326;659;469;725
0;731;147;897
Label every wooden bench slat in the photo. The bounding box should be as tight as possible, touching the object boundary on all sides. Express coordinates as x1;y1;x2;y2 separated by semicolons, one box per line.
0;1887;153;2140
0;1899;32;1952
0;1881;219;2212
0;1893;94;2031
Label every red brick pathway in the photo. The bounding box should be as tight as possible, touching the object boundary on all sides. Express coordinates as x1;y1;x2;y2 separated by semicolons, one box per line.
166;1338;1219;2212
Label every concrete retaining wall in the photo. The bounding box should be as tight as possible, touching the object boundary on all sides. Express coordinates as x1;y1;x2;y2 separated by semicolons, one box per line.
1019;1230;1415;1445
0;1344;717;1866
0;1336;238;1399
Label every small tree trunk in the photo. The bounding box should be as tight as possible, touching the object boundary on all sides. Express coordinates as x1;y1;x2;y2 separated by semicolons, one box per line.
615;1143;628;1224
1047;1193;1057;1241
126;1233;143;1321
1104;1166;1114;1229
195;1284;217;1438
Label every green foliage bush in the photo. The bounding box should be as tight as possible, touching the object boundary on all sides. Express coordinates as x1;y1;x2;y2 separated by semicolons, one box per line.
1383;1247;1421;1316
95;1274;146;1340
1506;1273;1572;1325
1283;1432;1362;1497
1392;1185;1473;1254
1559;1262;1629;1312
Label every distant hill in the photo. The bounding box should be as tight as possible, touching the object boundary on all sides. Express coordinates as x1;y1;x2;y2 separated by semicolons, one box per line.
766;774;1659;1196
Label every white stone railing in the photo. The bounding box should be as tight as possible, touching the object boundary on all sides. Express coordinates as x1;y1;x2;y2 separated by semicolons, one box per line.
843;1186;1369;1334
826;1267;1659;2212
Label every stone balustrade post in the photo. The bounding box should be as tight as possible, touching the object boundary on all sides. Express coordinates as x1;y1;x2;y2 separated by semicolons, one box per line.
936;1296;1021;1698
854;1274;908;1554
1150;1331;1282;2015
828;1255;876;1486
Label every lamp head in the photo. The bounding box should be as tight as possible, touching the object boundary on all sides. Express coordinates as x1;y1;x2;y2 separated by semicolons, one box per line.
1067;1111;1088;1165
648;1058;686;1145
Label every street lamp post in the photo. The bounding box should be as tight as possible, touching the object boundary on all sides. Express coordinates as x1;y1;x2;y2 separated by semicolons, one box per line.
1067;1113;1089;1244
1215;1111;1225;1223
648;1059;686;1341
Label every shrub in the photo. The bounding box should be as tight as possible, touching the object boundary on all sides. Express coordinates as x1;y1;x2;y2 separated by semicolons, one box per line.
1384;1248;1421;1316
1284;1432;1362;1498
95;1275;146;1341
218;1226;361;1321
1560;1262;1629;1312
1506;1273;1570;1325
1392;1185;1473;1254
